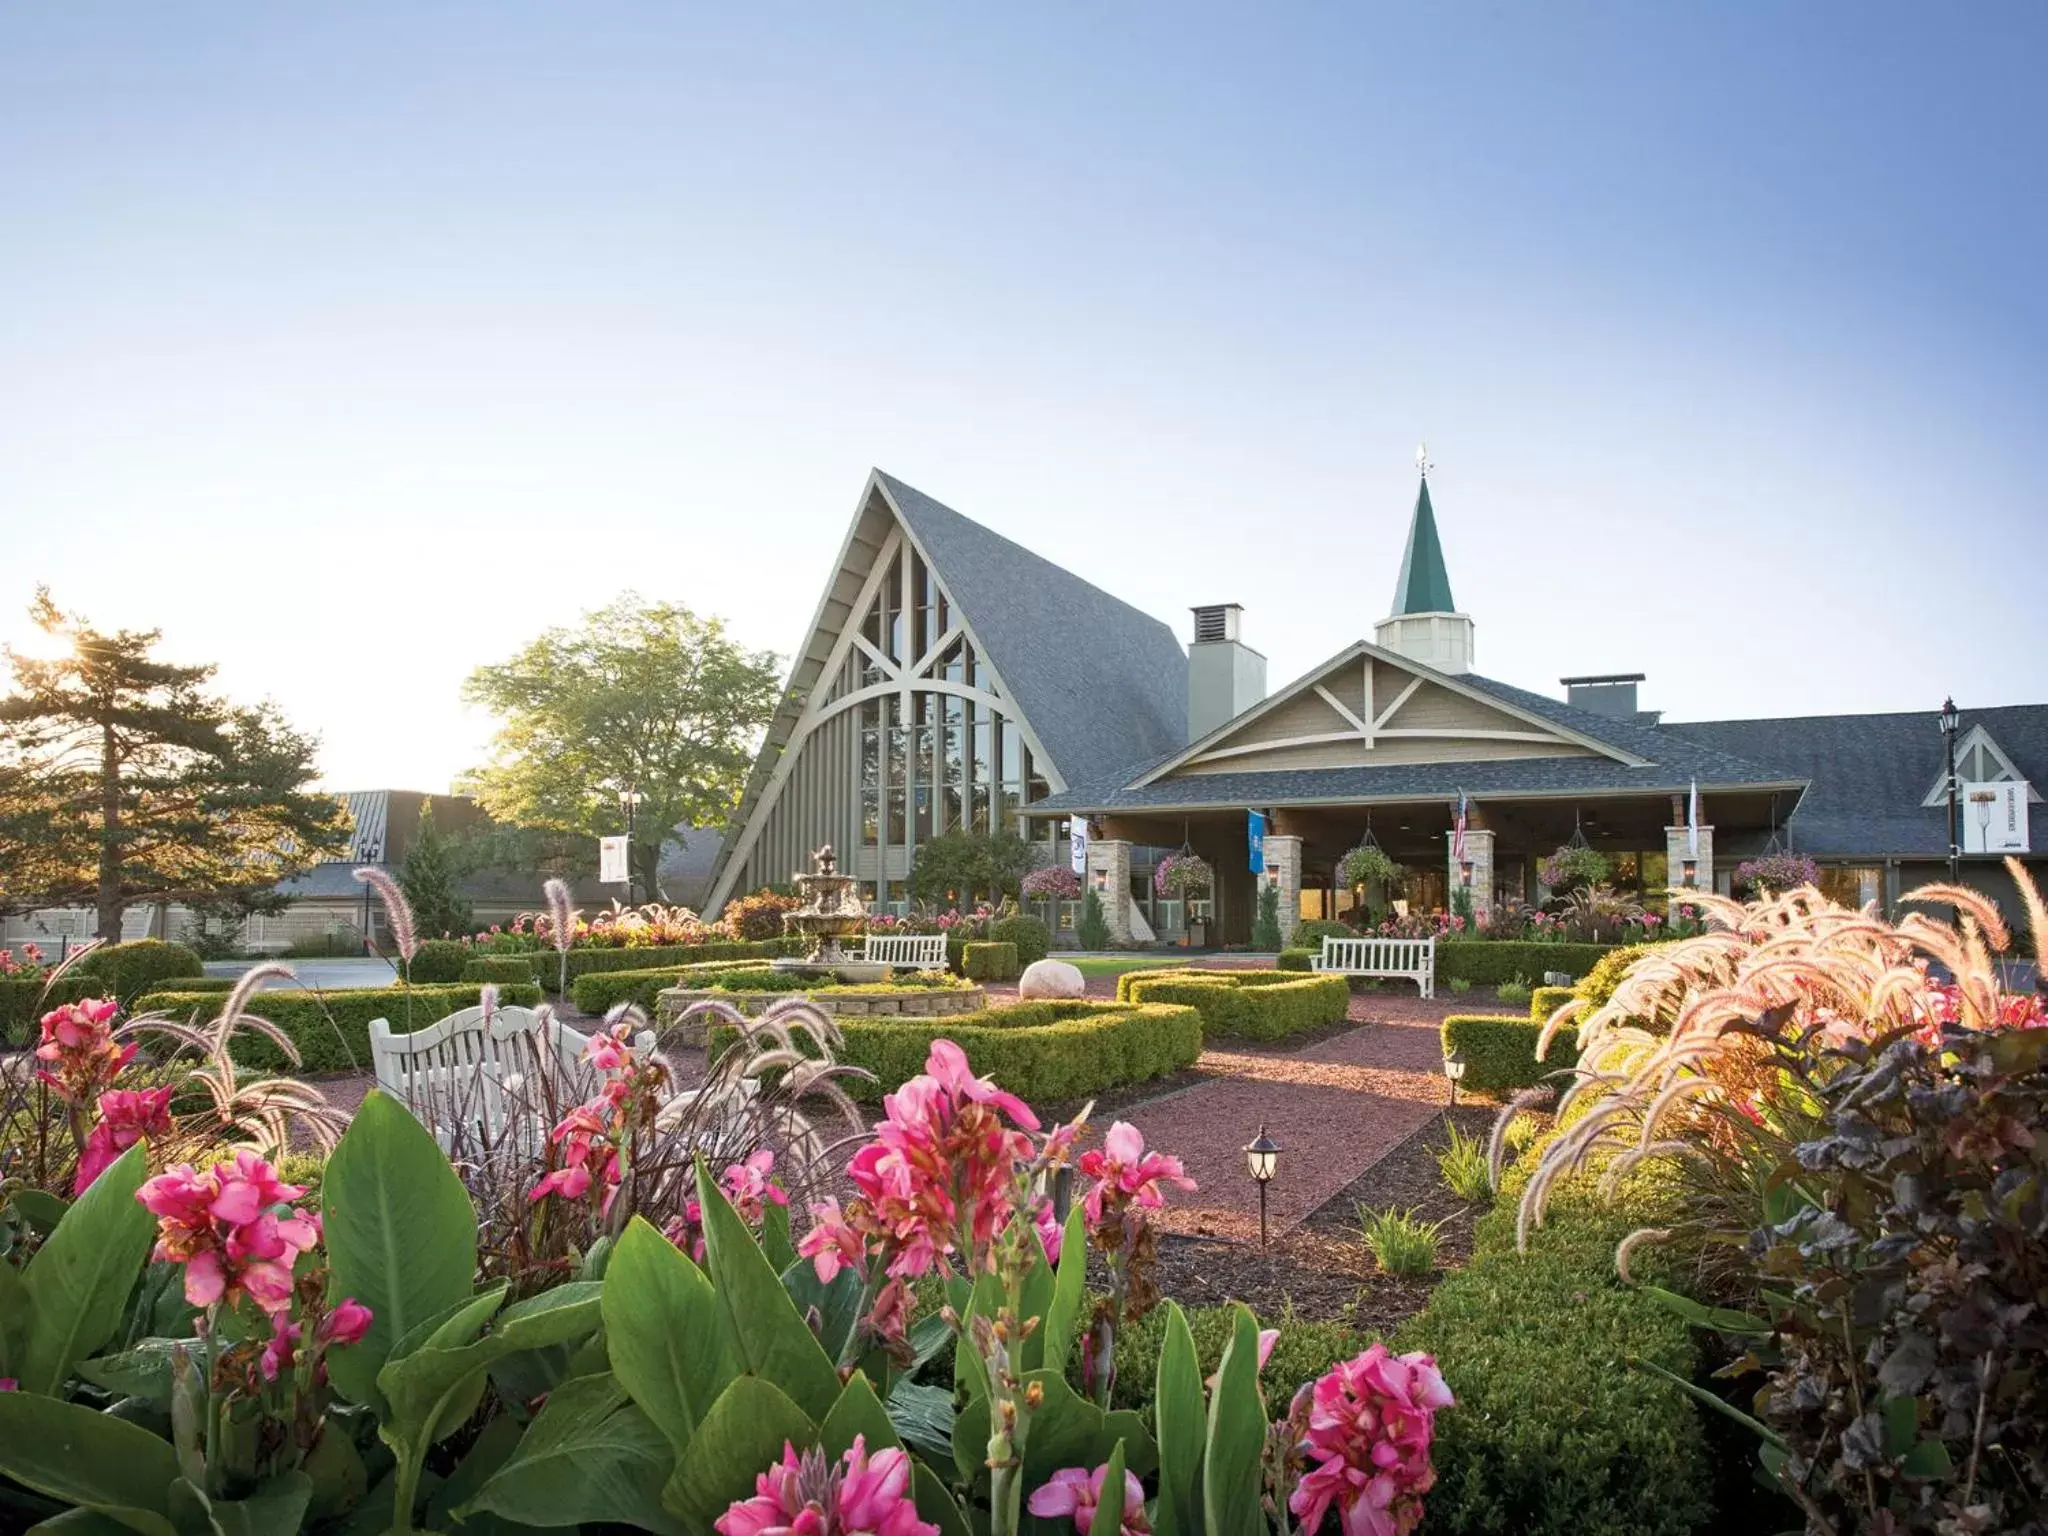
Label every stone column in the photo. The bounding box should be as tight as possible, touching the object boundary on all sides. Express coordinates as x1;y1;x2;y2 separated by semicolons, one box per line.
1264;834;1303;946
1449;829;1496;922
1085;838;1134;946
1664;824;1714;914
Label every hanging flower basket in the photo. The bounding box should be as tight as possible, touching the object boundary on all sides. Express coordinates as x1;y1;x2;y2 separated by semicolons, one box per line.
1020;865;1081;901
1733;852;1820;898
1339;844;1401;891
1154;852;1214;899
1538;844;1611;893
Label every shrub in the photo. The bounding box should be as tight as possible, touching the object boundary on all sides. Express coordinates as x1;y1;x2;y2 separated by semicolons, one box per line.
1572;942;1659;1012
723;887;799;941
1529;985;1576;1022
1393;1169;1709;1536
536;937;800;988
988;914;1051;968
1106;1302;1369;1416
1494;978;1531;1007
1447;977;1471;994
1276;947;1315;972
407;938;470;984
571;960;781;1017
1441;1013;1580;1093
1076;888;1110;949
70;939;204;1002
962;941;1019;982
282;929;361;958
461;956;541;985
1434;1124;1493;1203
1437;940;1612;985
710;999;1202;1105
1292;918;1355;949
1116;968;1348;1041
0;973;101;1042
132;982;542;1072
1251;881;1283;951
1359;1205;1444;1275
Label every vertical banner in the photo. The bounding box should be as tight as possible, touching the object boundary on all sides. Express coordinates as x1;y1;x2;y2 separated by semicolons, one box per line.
598;836;629;885
1068;817;1089;876
1687;780;1700;858
1247;810;1266;874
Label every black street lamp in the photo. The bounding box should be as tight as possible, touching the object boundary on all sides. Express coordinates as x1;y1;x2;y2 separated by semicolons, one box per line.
617;788;643;903
1940;697;1961;884
1244;1126;1281;1250
1444;1048;1468;1107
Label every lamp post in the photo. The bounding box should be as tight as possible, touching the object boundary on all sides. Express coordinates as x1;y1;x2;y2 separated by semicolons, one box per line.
1444;1048;1467;1107
1940;697;1960;884
617;788;643;904
357;838;382;952
1244;1126;1281;1251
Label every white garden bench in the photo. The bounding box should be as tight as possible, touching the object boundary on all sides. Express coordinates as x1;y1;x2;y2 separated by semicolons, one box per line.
1310;936;1436;998
369;1005;653;1150
860;933;950;969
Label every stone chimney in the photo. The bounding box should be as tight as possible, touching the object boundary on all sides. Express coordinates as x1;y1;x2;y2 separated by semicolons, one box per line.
1188;604;1266;742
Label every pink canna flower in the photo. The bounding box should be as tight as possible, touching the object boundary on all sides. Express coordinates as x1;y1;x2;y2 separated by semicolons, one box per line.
1033;1196;1063;1265
722;1149;790;1225
925;1038;1039;1130
797;1199;866;1282
35;998;133;1105
716;1436;936;1536
136;1153;320;1313
0;1378;15;1391
1289;1344;1453;1536
1077;1121;1195;1225
74;1085;175;1194
323;1298;374;1347
1028;1463;1150;1536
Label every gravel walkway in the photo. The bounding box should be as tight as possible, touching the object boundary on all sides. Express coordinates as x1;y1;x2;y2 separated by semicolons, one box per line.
1110;991;1458;1244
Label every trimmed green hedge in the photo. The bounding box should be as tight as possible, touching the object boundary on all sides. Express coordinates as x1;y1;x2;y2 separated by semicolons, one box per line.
710;999;1202;1105
461;956;542;986
71;939;204;1002
133;983;542;1072
1275;947;1315;972
409;939;470;984
1574;942;1663;1013
1392;1167;1707;1535
1114;967;1348;1041
1290;919;1356;950
1529;985;1577;1022
962;942;1019;982
501;937;804;989
0;974;100;1043
989;915;1051;969
1436;940;1612;985
1441;1013;1580;1093
571;961;781;1018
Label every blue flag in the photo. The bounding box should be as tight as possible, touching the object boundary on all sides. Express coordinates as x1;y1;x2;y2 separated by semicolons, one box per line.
1247;810;1266;874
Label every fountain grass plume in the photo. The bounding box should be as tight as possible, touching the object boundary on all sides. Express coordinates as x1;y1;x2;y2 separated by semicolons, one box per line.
544;877;575;997
353;865;418;963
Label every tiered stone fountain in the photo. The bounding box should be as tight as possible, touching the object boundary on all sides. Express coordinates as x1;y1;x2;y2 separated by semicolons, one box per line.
771;845;888;984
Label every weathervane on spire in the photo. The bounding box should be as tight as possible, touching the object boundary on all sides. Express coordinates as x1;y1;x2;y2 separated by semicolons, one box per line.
1415;441;1432;478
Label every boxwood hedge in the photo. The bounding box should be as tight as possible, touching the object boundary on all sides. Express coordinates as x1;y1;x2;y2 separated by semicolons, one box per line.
1440;1012;1581;1093
1392;1165;1708;1536
494;936;804;989
962;941;1019;981
69;939;205;1002
571;961;783;1018
461;956;545;986
1114;967;1348;1041
1435;940;1613;985
709;998;1202;1105
1529;985;1577;1022
134;982;542;1072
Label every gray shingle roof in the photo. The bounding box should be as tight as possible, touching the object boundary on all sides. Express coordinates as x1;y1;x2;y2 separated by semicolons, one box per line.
1034;666;1800;813
1667;705;2048;857
879;473;1188;790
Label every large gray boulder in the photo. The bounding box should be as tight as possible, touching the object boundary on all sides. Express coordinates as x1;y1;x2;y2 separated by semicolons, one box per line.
1018;958;1086;999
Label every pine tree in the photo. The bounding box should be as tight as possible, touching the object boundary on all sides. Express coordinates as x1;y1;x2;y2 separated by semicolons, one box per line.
399;800;473;940
0;589;349;940
1077;887;1110;950
1252;879;1283;951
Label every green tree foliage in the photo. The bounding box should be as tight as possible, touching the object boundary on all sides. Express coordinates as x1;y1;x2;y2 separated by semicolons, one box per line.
0;590;348;941
1077;888;1110;950
907;829;1036;907
399;800;473;940
460;595;781;902
1251;879;1283;951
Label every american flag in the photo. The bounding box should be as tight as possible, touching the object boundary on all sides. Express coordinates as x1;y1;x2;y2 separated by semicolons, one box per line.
1452;791;1468;863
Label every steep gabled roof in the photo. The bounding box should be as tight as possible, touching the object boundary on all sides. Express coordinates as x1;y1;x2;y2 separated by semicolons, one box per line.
1667;704;2048;857
876;473;1187;788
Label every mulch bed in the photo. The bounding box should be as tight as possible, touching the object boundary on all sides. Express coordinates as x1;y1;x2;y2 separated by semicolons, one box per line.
1146;1102;1502;1332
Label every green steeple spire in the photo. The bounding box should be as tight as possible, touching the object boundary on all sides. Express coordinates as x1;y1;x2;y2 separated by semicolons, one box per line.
1390;472;1456;615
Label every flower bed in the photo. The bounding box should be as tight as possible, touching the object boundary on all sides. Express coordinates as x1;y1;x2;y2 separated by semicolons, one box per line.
1113;967;1349;1041
707;998;1204;1104
133;983;542;1071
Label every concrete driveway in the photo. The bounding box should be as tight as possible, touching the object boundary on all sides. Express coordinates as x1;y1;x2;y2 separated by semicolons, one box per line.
204;957;403;991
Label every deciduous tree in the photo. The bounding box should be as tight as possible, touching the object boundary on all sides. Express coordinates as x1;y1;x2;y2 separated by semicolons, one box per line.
0;590;350;941
459;595;782;901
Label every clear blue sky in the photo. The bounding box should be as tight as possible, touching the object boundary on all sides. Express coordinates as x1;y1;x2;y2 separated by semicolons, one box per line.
3;3;2042;790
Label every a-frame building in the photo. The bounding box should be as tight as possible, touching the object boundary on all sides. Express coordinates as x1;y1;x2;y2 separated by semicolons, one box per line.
704;472;1188;911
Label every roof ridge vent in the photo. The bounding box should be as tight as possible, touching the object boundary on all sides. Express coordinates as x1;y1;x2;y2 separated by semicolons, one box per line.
1191;604;1241;645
